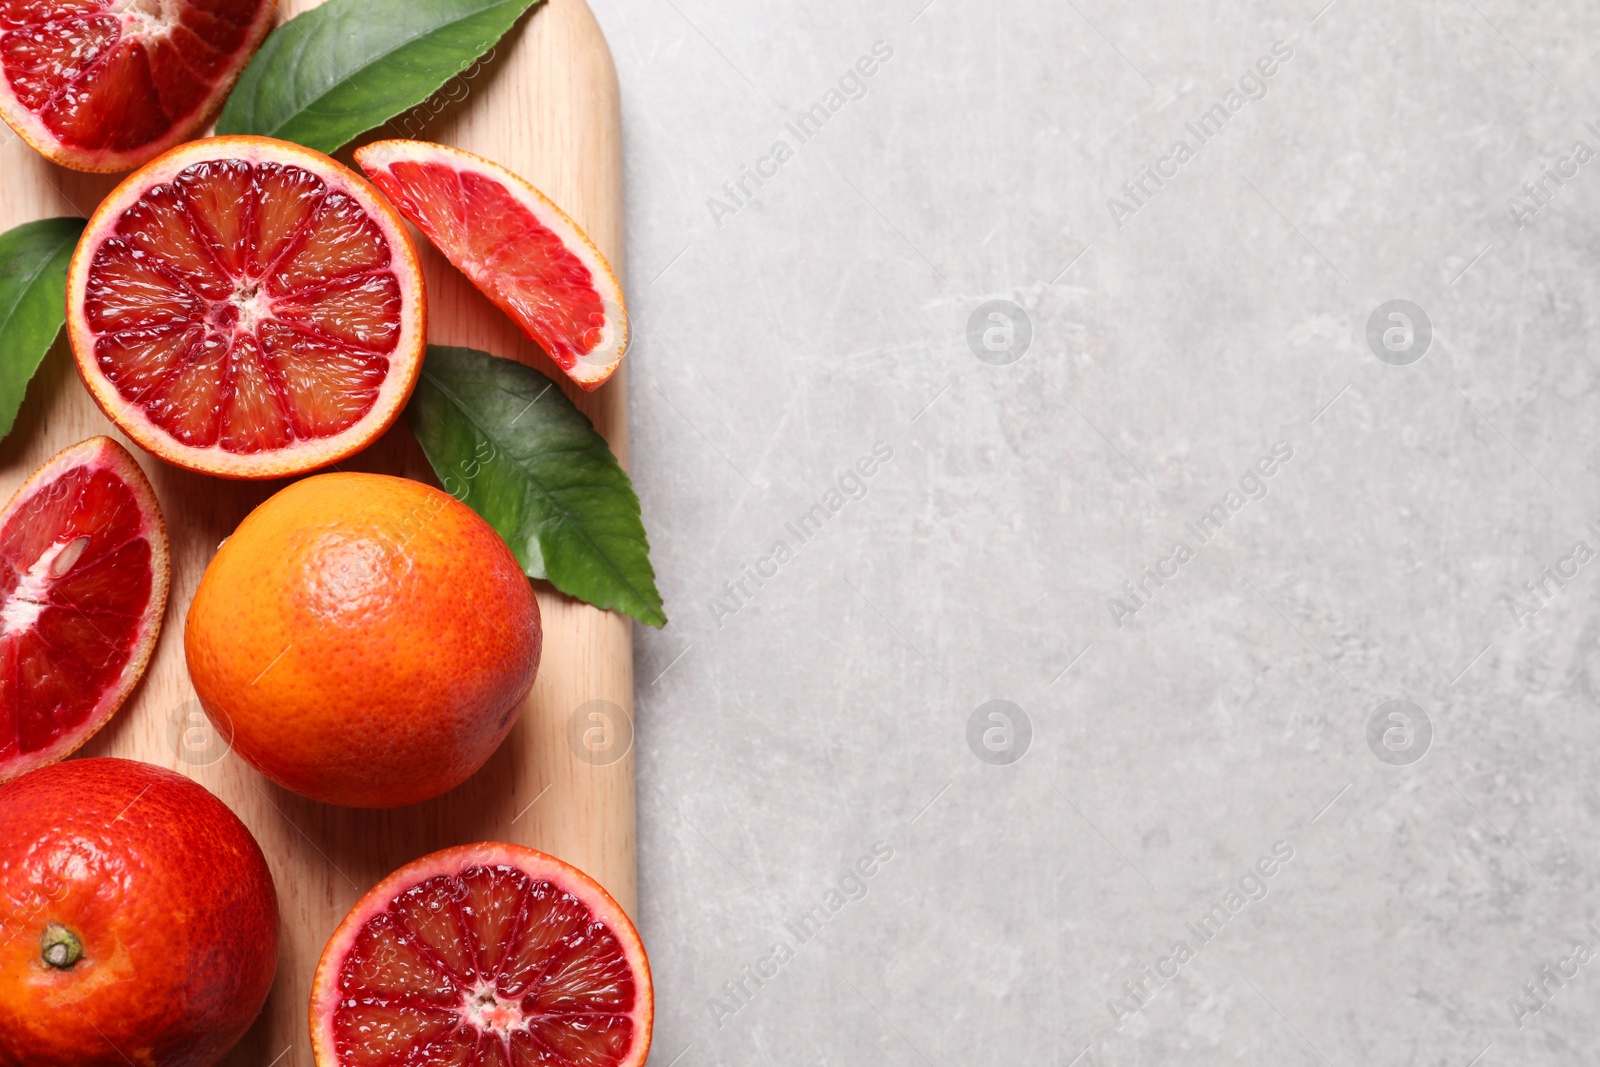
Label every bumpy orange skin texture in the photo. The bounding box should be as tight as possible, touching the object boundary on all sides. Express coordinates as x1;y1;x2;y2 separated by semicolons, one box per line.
185;473;542;808
0;758;280;1067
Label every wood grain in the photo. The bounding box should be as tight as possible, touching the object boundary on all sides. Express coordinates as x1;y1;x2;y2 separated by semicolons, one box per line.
0;1;635;1062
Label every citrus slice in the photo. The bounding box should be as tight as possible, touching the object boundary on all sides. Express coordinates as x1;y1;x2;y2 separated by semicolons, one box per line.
311;843;653;1067
67;136;427;479
355;139;629;392
0;436;169;783
0;0;274;173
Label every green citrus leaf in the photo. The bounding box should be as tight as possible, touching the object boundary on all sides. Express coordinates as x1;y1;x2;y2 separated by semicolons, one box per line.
408;345;666;628
216;0;543;155
0;217;85;441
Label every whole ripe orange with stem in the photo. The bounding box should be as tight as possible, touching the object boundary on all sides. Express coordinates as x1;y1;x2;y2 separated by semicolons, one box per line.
184;472;542;808
0;757;279;1067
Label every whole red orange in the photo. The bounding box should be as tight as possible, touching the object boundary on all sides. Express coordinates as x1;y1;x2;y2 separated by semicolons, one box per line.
184;472;542;808
0;757;279;1067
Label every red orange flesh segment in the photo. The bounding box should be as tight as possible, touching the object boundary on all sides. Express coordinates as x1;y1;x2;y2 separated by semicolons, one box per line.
355;139;629;392
311;843;652;1067
0;0;274;173
0;436;169;783
67;136;427;479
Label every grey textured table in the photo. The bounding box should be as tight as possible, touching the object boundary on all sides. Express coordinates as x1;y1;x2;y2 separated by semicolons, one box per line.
598;1;1600;1062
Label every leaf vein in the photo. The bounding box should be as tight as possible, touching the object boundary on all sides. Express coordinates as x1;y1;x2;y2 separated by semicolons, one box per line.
246;0;537;141
418;366;659;615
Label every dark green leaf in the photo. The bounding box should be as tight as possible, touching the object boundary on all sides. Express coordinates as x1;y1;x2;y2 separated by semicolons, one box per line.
408;346;666;628
0;217;85;440
216;0;542;155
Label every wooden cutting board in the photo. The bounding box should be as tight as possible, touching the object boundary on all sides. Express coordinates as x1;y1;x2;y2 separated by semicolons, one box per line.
0;1;636;1062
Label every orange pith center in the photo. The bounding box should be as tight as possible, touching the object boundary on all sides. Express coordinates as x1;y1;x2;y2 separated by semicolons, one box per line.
363;158;605;371
0;462;152;766
334;864;639;1067
0;0;267;154
84;156;404;454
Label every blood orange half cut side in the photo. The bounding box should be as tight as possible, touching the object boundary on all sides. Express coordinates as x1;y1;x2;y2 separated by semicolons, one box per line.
67;136;427;479
0;0;275;173
311;843;653;1067
0;436;169;783
355;139;629;392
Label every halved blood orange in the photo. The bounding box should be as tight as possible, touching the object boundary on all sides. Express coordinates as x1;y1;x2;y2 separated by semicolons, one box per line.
0;0;275;173
355;139;629;392
311;843;652;1067
67;136;427;479
0;436;169;783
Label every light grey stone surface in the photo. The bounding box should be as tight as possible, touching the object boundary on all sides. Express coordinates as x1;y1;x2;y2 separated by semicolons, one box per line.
593;0;1600;1062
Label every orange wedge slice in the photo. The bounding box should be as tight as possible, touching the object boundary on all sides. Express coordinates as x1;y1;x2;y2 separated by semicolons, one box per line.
356;139;629;391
